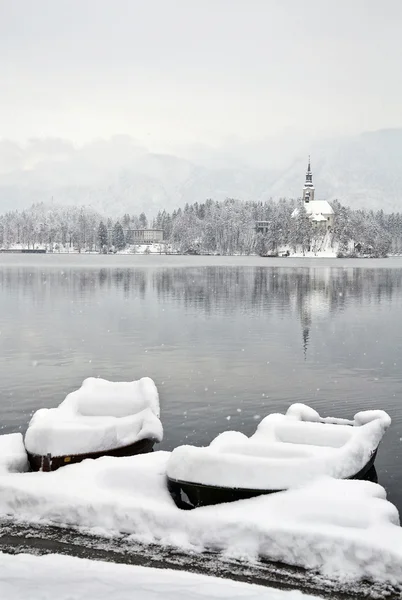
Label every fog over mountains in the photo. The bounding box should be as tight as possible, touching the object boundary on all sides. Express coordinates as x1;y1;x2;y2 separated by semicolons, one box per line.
0;129;401;217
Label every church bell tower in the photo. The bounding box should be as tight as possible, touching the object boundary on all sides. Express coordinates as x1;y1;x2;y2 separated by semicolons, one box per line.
303;156;315;203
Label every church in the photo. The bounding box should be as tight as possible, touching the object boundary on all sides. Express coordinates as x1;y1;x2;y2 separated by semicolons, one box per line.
292;158;334;231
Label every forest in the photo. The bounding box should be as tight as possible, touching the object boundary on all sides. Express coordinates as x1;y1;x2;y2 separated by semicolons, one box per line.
0;198;400;257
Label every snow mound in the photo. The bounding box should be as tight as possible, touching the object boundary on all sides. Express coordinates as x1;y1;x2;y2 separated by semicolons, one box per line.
167;404;391;490
0;452;400;585
24;377;162;456
0;433;29;474
0;553;315;600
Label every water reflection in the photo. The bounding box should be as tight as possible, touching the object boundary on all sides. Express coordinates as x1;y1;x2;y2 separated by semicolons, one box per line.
2;266;400;309
154;267;402;357
154;266;402;307
1;266;402;359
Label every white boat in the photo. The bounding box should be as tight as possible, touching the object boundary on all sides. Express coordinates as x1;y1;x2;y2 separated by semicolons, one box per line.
166;403;391;509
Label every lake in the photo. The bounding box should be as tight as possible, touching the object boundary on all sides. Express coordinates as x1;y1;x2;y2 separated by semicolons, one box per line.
1;254;402;511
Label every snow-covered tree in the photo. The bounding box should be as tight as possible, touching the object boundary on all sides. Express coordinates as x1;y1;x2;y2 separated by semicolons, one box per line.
97;221;108;250
112;221;126;250
139;212;148;229
1;196;402;257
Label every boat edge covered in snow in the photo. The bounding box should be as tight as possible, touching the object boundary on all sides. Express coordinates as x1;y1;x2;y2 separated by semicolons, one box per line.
167;449;379;510
28;437;156;472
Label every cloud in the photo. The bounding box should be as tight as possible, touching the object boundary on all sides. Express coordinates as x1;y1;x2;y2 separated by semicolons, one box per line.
1;1;402;146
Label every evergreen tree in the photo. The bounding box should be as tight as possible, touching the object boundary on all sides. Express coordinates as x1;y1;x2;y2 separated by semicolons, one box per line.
97;221;108;250
112;221;126;250
139;212;148;229
298;205;313;254
289;204;312;253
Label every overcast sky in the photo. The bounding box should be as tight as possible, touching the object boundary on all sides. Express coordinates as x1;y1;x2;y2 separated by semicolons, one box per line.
1;0;402;152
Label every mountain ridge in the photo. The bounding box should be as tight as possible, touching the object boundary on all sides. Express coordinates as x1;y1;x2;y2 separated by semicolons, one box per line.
0;129;401;216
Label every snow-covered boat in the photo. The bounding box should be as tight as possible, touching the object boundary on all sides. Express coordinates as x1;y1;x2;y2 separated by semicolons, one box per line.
25;377;163;471
166;403;391;509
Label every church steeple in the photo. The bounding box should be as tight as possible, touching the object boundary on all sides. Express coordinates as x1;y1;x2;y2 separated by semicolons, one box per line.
303;156;315;203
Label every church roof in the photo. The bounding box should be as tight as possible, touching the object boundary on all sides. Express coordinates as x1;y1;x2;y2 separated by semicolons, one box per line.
291;200;334;219
304;200;334;215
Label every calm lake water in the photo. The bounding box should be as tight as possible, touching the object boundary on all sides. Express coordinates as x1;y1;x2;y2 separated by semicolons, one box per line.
1;254;402;511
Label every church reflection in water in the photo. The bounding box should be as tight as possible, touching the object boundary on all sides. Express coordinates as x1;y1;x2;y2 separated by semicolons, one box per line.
1;264;401;359
151;266;401;358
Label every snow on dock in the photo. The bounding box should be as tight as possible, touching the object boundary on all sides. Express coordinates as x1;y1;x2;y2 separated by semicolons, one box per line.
0;434;29;474
0;451;401;589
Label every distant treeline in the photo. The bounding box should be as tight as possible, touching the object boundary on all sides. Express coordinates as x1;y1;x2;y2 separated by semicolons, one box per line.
0;198;401;256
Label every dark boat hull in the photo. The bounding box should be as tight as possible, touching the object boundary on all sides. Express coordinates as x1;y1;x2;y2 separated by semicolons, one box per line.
167;449;378;510
28;437;155;472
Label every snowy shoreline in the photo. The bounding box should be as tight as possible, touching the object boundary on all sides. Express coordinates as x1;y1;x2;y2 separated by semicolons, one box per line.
0;553;321;600
0;451;401;591
2;246;399;258
0;384;401;596
1;520;401;600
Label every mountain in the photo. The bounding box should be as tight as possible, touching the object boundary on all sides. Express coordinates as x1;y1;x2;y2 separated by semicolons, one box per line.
0;129;401;216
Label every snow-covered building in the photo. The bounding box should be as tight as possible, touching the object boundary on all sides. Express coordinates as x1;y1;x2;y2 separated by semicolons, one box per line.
125;229;164;243
292;158;334;231
255;220;270;234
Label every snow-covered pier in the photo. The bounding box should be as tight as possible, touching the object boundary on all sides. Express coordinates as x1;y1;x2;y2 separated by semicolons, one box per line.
0;450;401;598
0;397;401;599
